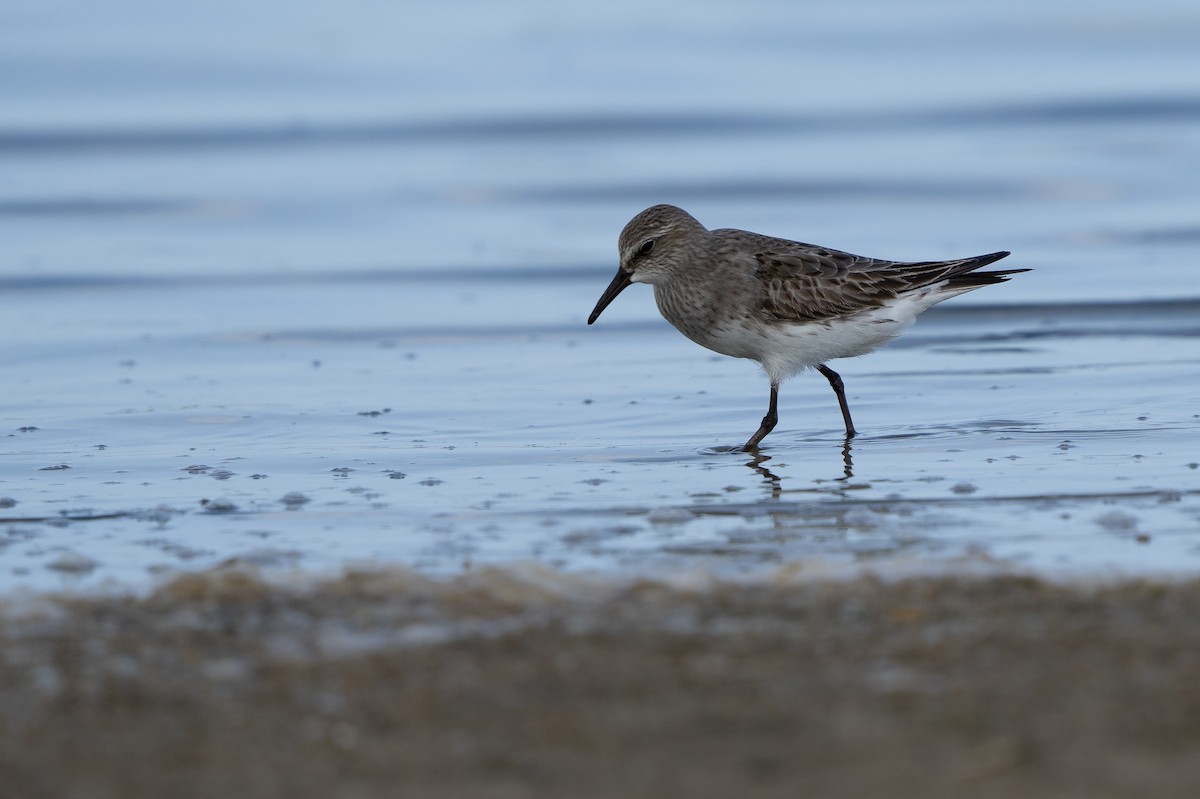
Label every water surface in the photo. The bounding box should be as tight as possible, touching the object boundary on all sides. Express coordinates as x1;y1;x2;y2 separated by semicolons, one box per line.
3;0;1199;591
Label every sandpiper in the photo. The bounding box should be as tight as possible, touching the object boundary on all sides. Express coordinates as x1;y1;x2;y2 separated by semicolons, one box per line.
588;204;1028;450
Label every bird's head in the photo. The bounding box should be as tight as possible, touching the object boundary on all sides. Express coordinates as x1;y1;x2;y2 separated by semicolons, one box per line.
588;204;707;324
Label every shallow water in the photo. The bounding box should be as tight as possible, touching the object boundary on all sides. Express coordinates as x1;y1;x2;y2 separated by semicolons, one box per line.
3;0;1200;592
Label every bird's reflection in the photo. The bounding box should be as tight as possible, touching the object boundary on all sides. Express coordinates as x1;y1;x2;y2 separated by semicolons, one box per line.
746;449;783;497
744;436;854;496
838;436;854;479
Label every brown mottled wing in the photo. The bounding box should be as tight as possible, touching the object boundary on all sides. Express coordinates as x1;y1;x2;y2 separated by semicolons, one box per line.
745;237;1014;323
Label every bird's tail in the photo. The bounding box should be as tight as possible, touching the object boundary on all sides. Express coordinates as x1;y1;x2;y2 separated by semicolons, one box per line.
939;251;1030;289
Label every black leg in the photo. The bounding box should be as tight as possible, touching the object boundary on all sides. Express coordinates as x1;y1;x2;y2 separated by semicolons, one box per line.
817;364;856;439
742;382;779;451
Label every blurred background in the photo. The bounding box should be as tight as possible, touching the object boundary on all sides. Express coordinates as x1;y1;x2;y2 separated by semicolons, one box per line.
5;0;1199;295
2;0;1199;589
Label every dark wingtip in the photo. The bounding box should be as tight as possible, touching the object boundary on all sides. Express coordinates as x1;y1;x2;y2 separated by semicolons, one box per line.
971;250;1012;268
949;266;1031;288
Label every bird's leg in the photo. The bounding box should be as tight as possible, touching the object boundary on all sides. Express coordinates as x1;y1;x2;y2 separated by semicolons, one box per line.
742;383;779;451
817;364;856;439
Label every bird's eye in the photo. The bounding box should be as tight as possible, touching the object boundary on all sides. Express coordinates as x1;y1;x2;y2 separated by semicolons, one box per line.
637;239;655;257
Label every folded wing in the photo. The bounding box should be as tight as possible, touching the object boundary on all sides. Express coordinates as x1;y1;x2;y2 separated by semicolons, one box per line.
752;243;1021;323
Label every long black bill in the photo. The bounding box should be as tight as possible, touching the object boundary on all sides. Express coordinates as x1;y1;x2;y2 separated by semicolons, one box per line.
587;268;633;325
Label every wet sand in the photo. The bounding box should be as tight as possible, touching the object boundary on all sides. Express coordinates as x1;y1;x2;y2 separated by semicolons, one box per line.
3;566;1199;798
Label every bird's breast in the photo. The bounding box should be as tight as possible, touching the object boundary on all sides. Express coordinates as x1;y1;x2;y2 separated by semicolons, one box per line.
652;282;770;360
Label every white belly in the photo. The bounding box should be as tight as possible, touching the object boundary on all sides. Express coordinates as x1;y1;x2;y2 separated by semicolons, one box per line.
700;290;943;384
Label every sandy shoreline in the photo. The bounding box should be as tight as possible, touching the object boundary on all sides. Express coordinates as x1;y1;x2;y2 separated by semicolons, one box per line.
3;566;1199;798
